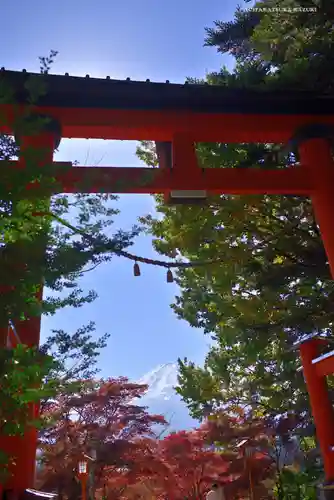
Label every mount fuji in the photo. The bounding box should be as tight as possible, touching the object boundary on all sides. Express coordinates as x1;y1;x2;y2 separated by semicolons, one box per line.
137;362;198;434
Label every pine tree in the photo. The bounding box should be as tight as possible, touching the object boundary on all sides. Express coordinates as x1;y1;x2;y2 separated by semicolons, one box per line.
137;0;334;431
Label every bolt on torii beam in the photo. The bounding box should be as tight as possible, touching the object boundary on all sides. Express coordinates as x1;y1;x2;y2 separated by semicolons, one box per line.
1;69;334;496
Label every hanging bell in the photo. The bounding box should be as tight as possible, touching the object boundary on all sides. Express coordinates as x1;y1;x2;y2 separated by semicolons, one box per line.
133;262;141;276
166;268;174;283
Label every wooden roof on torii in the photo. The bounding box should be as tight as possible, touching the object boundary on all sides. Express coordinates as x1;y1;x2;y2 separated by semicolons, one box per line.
1;69;334;198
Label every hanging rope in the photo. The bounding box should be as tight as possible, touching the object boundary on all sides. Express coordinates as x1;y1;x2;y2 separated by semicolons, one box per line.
29;211;224;282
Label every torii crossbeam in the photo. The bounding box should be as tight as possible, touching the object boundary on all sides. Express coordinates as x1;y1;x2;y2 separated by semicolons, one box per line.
1;69;334;497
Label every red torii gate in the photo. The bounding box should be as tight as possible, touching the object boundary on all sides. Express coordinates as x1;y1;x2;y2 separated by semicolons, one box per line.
1;69;334;495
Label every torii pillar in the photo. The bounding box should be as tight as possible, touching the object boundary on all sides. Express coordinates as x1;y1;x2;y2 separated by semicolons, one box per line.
298;133;334;497
0;117;60;497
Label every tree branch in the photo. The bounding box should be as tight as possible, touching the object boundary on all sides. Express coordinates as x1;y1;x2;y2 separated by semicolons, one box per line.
28;211;225;270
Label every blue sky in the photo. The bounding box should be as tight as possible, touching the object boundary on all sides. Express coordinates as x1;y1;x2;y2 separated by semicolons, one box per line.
2;0;246;380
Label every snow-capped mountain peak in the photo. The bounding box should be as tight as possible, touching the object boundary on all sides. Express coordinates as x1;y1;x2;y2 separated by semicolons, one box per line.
137;363;197;432
138;362;178;400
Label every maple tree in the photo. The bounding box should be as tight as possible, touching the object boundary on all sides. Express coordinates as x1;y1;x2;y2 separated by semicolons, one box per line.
122;423;276;499
110;430;226;500
37;392;316;500
36;377;166;499
156;429;226;499
93;438;165;500
201;405;323;500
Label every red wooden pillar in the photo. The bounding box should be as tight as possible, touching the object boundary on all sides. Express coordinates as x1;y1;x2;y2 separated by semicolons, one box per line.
299;137;334;486
0;119;59;495
299;339;334;479
157;134;207;204
300;138;334;272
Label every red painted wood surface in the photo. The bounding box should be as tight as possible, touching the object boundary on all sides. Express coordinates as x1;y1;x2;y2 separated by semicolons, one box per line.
313;353;334;378
2;106;334;143
39;165;311;195
0;134;54;491
300;340;334;479
1;75;334;489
